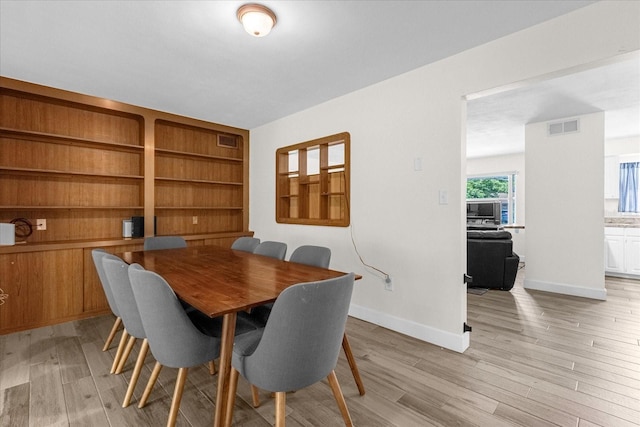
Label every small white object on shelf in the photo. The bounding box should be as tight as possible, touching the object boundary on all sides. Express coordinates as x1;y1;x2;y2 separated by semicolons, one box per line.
0;223;15;246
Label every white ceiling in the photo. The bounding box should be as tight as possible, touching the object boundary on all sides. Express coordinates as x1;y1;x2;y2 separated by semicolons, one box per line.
466;56;640;158
3;0;635;158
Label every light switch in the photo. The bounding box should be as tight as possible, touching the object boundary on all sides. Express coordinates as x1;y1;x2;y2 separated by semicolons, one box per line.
413;157;423;171
439;190;448;205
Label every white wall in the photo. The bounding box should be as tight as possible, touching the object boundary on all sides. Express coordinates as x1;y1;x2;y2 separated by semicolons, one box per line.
606;136;640;157
249;2;639;352
525;112;607;300
466;153;526;259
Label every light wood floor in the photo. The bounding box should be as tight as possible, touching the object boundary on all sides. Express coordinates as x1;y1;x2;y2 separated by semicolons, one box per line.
1;268;639;426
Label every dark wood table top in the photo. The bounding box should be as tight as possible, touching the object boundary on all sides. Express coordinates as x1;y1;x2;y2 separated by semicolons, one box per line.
120;245;355;318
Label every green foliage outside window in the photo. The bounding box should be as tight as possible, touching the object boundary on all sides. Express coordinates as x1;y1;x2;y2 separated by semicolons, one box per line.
467;177;508;199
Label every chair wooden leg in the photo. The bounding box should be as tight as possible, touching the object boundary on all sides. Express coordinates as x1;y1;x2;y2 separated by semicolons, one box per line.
275;391;286;427
209;360;216;375
115;335;137;374
327;370;353;427
122;338;149;407
111;329;129;374
224;367;240;427
342;333;365;395
103;316;122;351
138;361;162;408
250;384;261;407
167;367;188;427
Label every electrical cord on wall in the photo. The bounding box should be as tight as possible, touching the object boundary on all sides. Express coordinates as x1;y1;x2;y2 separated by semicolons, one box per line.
349;223;390;281
342;173;390;281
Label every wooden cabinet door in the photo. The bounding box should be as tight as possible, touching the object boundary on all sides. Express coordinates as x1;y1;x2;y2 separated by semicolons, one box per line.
0;253;30;331
0;249;83;333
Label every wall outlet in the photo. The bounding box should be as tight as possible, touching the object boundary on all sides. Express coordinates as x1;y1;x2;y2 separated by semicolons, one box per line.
384;276;393;291
192;216;198;225
36;219;46;230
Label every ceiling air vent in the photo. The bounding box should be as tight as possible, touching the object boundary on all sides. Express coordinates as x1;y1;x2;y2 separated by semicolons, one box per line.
217;134;238;148
548;119;579;136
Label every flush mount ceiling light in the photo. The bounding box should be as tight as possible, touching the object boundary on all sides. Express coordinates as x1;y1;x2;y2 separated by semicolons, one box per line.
237;4;277;37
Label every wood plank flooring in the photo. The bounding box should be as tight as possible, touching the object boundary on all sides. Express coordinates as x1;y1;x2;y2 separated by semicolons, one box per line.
1;268;639;426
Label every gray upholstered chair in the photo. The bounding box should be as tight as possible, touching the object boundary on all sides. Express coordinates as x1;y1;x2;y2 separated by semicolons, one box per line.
127;263;222;427
289;245;331;268
226;273;356;426
144;235;195;312
102;254;150;408
91;249;124;362
248;245;364;406
231;236;260;252
253;240;287;260
248;245;331;326
289;246;364;396
143;235;187;251
245;241;288;329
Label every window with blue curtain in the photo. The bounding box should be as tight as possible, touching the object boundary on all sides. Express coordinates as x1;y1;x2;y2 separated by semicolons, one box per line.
619;162;639;213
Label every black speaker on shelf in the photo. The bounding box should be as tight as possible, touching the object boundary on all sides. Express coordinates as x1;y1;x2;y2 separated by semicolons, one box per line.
131;216;156;238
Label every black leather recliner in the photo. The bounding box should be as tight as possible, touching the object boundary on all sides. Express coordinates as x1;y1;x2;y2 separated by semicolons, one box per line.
467;230;519;291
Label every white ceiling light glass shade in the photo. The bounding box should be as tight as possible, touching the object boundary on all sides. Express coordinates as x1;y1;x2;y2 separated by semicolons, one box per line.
237;4;277;37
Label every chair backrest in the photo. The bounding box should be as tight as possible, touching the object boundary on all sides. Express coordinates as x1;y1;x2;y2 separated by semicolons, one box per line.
289;245;331;269
231;236;260;252
253;241;287;260
91;249;120;317
102;254;146;339
237;273;355;391
143;236;187;251
128;264;220;368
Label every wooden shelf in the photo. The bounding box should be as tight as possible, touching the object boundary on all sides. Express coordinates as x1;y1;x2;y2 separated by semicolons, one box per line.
0;205;143;210
155;148;242;162
321;164;346;171
276;133;349;227
0;127;144;152
152;119;247;237
0;237;145;253
0;232;254;255
155;176;242;186
0;166;143;180
155;206;244;210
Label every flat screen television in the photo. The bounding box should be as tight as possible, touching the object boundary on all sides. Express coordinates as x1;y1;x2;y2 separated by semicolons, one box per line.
466;201;501;224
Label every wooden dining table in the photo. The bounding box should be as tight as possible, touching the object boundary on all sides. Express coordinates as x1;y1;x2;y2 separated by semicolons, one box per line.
120;244;360;427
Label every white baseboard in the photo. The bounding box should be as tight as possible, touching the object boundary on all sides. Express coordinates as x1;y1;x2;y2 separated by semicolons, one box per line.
523;278;607;300
348;304;470;353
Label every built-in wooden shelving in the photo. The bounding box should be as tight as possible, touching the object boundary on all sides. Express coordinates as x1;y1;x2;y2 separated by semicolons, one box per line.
0;77;251;335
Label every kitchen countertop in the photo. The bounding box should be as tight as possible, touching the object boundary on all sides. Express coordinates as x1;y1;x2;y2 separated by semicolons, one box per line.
605;217;640;228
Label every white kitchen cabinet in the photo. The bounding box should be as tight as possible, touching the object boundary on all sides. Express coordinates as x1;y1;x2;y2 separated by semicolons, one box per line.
604;227;625;273
605;227;640;277
625;228;640;275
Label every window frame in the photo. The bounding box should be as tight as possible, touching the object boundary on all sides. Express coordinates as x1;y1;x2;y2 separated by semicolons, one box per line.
276;132;350;226
466;172;517;225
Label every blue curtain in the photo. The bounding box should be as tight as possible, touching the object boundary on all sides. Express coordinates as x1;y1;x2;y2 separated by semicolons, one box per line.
619;162;639;212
